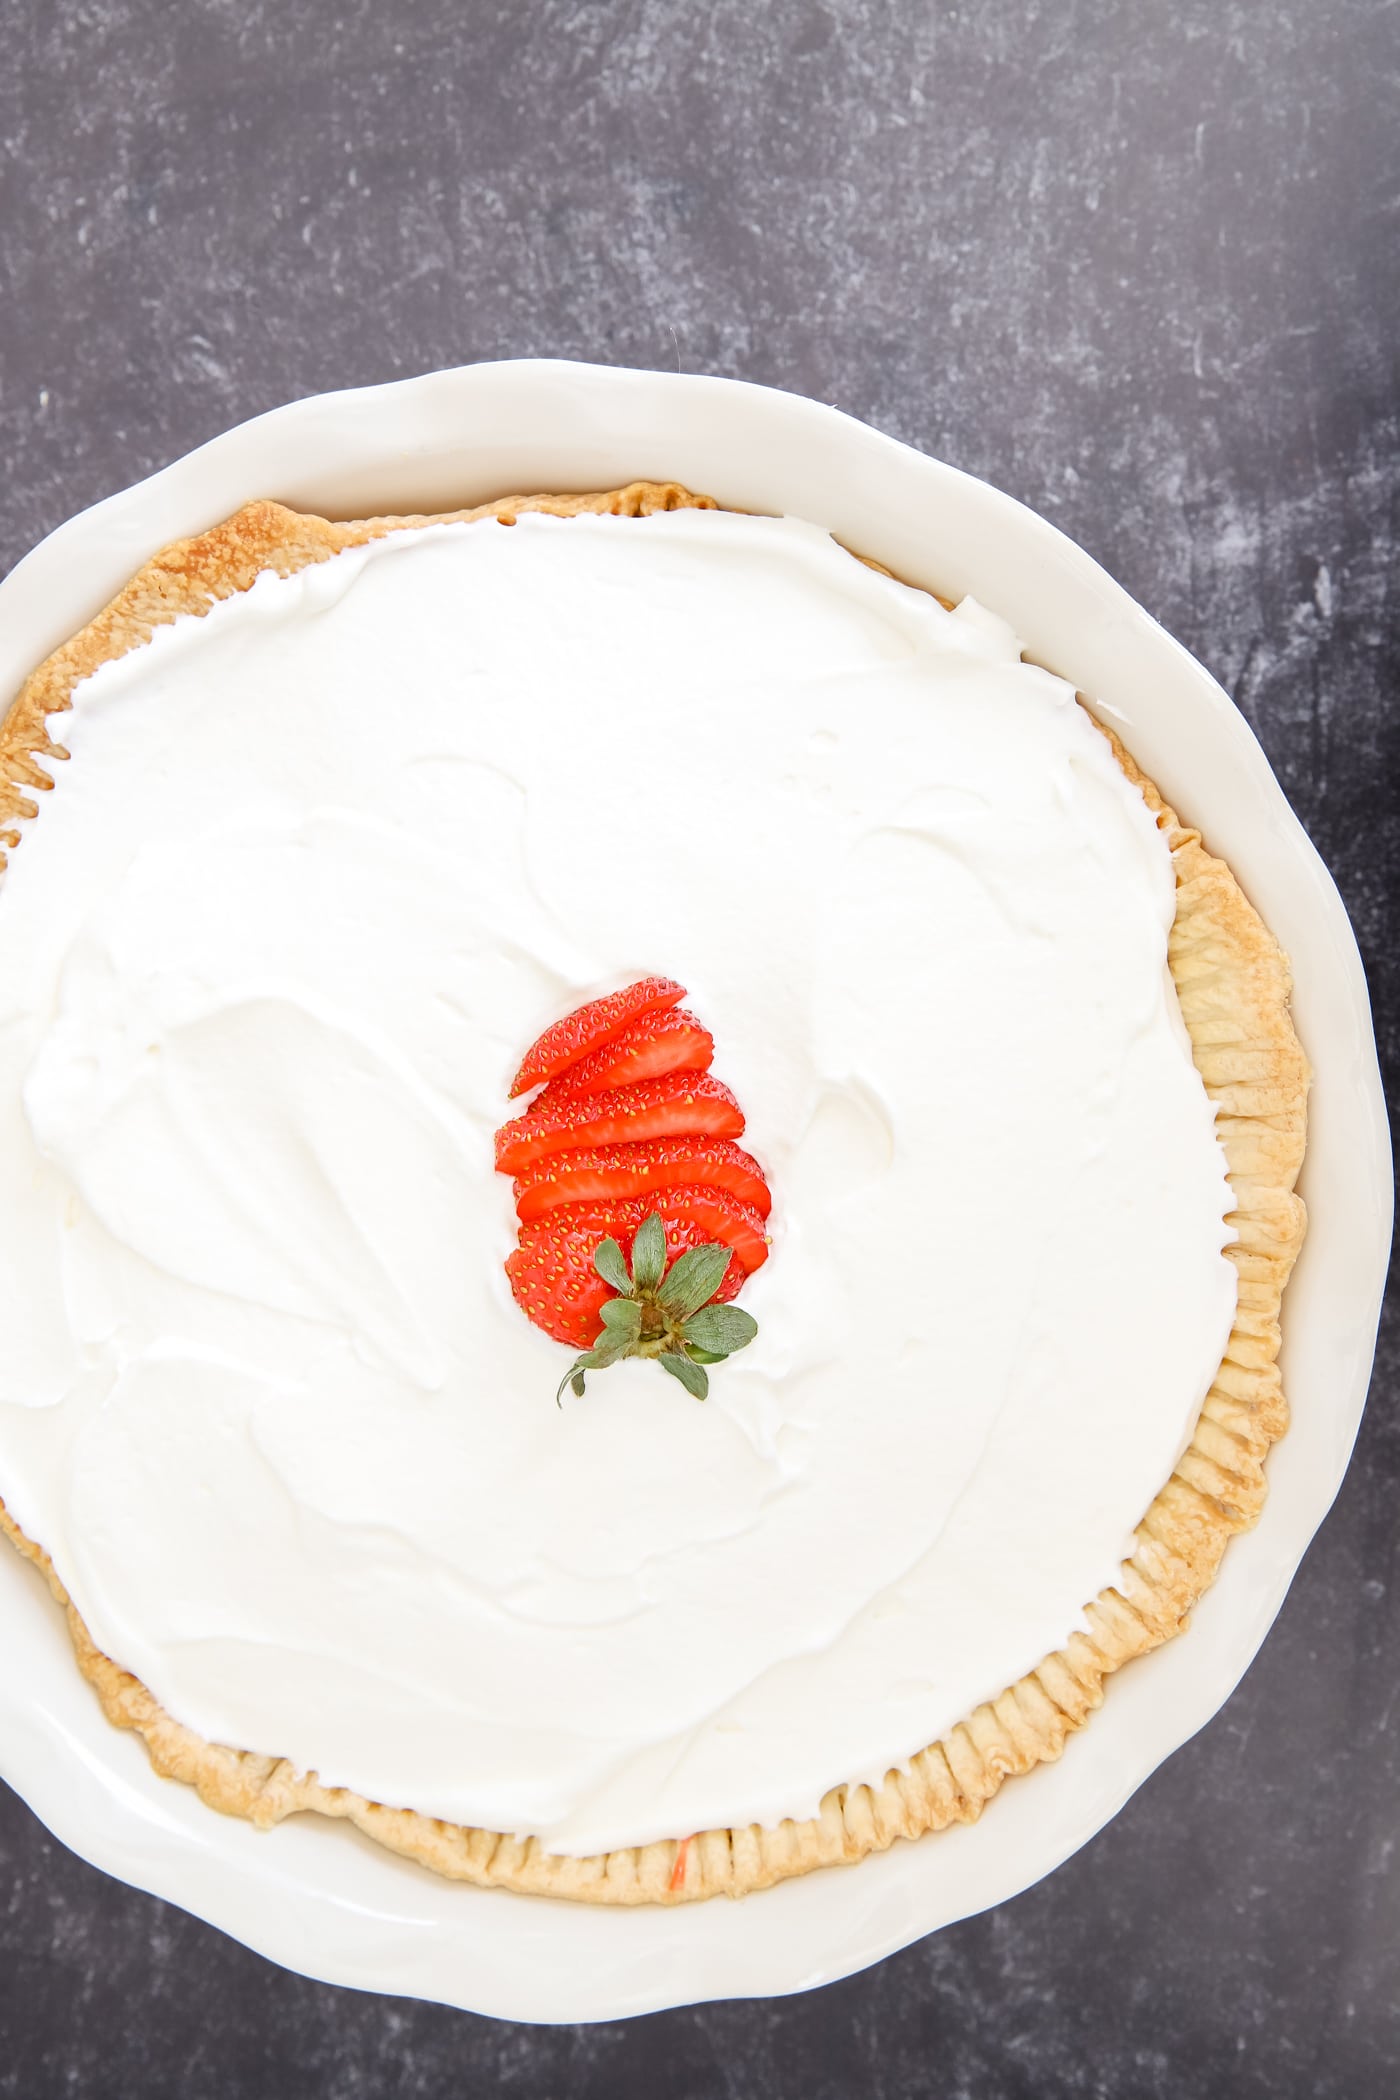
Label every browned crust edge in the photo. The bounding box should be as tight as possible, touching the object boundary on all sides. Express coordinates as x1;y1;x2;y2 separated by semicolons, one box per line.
0;481;1309;1904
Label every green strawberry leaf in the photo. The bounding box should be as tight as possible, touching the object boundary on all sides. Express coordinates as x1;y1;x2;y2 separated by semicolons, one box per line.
598;1296;642;1338
656;1242;733;1318
556;1356;591;1405
630;1211;667;1293
555;1326;635;1404
682;1305;758;1357
590;1325;636;1366
684;1345;727;1365
593;1237;633;1296
660;1351;709;1400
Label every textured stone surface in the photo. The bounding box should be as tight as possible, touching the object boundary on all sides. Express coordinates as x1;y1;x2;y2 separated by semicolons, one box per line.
0;0;1395;2091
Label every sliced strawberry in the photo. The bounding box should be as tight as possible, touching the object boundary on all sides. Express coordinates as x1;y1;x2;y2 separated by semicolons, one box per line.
513;1136;772;1223
533;1007;714;1105
647;1186;770;1278
509;977;686;1098
505;1192;768;1347
496;1071;744;1174
505;1210;618;1349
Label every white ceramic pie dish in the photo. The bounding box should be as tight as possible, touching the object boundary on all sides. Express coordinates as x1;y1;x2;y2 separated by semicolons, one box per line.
0;360;1389;2024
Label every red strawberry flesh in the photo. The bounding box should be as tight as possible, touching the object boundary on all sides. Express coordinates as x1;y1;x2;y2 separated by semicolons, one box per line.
495;1071;744;1174
649;1186;770;1277
508;977;686;1099
533;1007;714;1105
513;1135;772;1223
505;1191;768;1347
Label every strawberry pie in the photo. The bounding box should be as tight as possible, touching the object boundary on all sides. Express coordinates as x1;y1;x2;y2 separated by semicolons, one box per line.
0;484;1308;1902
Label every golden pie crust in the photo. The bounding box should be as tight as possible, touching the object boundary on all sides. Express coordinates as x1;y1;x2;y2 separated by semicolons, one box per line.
0;482;1309;1903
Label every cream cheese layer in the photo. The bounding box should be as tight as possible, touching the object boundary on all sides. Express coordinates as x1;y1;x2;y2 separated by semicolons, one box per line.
0;509;1237;1854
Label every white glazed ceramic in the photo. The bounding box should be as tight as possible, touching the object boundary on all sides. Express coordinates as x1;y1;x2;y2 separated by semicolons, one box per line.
0;362;1389;2024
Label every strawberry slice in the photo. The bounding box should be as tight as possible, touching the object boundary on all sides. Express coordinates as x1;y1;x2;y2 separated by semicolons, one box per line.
504;1209;619;1350
509;977;686;1098
505;1192;768;1347
532;1007;714;1105
496;1071;744;1174
513;1136;772;1223
647;1186;769;1277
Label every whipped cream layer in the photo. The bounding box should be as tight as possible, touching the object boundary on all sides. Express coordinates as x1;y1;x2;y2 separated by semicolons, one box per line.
0;508;1236;1854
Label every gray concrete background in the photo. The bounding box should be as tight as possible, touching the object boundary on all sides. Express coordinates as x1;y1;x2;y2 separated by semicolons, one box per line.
0;1;1396;2093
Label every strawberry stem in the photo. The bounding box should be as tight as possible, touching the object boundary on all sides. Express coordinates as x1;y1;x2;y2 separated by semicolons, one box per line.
556;1213;758;1404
